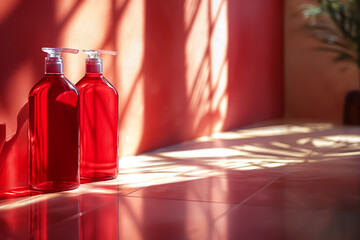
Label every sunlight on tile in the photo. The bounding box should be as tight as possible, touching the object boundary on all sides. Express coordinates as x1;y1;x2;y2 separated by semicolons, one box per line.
159;148;241;159
324;151;360;157
311;138;345;148
202;158;302;171
235;145;307;158
304;123;335;131
72;186;118;195
1;122;358;212
325;135;360;143
208;123;334;140
236;125;312;136
209;125;308;140
88;171;212;188
270;142;312;154
298;134;360;150
270;142;292;149
0;193;60;210
118;155;164;171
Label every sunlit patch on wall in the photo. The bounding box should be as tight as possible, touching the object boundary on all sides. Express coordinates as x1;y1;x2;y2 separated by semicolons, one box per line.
59;0;112;82
119;73;145;156
55;0;83;24
0;0;20;23
116;0;145;156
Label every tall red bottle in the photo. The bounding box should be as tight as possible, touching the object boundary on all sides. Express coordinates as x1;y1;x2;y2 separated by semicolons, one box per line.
29;47;80;192
76;50;119;182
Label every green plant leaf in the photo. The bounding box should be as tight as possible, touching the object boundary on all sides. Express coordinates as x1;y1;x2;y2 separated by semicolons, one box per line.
301;0;360;67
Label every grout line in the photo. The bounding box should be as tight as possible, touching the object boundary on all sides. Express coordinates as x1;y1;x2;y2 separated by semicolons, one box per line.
123;185;150;197
51;174;284;229
212;175;282;223
122;194;238;205
55;186;151;226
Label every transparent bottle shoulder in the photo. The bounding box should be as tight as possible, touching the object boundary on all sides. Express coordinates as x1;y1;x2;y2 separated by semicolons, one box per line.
76;77;118;95
30;75;78;96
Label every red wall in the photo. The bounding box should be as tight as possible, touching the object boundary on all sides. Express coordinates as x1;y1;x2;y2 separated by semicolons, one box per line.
285;0;358;122
0;0;283;191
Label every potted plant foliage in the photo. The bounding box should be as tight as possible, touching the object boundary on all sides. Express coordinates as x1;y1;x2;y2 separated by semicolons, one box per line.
301;0;360;124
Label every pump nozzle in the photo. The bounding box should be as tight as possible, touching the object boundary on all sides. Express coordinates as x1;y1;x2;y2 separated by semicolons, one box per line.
83;49;117;74
42;47;79;74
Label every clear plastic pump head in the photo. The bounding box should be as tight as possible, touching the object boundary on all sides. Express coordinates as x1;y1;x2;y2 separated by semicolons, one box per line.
42;47;79;74
83;49;117;74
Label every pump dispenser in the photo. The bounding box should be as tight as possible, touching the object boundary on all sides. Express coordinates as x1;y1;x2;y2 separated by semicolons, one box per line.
29;47;80;192
76;49;119;182
42;47;78;74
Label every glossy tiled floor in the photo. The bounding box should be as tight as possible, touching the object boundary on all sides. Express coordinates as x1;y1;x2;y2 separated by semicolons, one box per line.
1;121;360;239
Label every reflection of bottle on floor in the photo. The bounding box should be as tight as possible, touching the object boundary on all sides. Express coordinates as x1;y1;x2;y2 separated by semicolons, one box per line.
29;194;80;239
29;47;80;192
76;50;119;182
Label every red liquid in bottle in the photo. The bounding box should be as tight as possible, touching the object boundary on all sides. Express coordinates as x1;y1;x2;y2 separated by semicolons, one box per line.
76;73;119;181
29;74;80;192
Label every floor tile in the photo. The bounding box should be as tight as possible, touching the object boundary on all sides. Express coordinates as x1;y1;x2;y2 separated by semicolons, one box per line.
245;168;360;210
33;196;235;240
210;204;360;240
115;196;235;240
128;176;274;203
219;167;284;180
1;121;360;239
0;206;29;239
0;194;81;240
80;197;119;240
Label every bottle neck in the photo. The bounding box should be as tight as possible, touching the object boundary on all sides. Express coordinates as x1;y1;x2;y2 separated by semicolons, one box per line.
86;58;103;74
45;57;64;74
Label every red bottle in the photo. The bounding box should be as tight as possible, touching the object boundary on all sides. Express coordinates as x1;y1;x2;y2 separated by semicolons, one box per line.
29;47;80;192
76;50;119;182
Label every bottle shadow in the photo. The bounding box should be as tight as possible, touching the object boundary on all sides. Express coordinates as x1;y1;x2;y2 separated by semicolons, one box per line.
0;102;32;198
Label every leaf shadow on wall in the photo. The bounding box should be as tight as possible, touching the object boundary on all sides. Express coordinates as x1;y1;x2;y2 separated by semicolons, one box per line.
137;0;188;154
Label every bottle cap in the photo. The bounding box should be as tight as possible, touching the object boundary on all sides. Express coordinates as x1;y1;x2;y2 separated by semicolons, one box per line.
42;47;79;74
83;49;117;74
